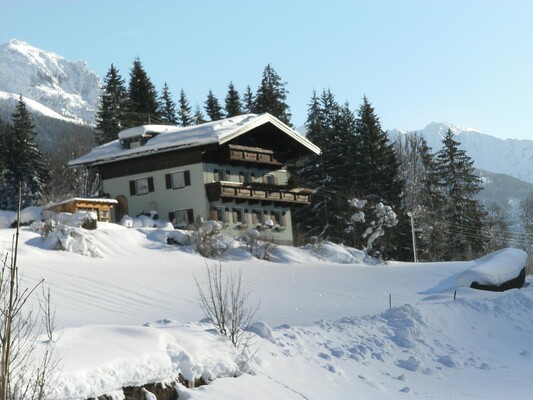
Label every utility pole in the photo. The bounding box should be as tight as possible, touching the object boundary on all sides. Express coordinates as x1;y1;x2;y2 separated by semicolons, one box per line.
407;211;417;262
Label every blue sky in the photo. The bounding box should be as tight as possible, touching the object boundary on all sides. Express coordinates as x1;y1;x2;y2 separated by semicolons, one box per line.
1;0;532;140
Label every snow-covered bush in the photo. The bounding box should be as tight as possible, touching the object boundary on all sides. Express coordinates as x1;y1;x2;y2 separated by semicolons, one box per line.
42;225;101;257
0;207;42;228
191;220;228;258
308;239;367;264
47;211;98;230
242;229;276;260
120;215;134;228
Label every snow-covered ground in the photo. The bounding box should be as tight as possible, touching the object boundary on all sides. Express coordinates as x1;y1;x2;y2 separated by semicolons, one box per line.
0;220;531;399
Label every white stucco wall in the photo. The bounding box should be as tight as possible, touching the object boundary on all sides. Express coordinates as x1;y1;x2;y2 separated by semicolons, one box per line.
102;163;208;222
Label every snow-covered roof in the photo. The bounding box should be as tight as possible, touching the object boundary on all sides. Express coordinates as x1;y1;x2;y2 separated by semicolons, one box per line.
69;113;321;167
43;197;118;208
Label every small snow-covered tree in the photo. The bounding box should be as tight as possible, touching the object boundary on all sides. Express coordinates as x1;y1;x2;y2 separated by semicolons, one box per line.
347;198;398;256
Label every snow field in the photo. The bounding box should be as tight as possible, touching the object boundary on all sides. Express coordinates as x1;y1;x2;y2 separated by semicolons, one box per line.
0;223;530;399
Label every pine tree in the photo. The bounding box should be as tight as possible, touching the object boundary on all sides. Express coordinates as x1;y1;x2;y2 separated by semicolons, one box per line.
0;96;49;210
158;82;178;125
95;64;128;144
193;104;207;125
434;129;485;260
253;64;291;124
178;89;193;127
242;85;254;113
204;90;224;121
352;96;407;258
126;57;159;127
225;82;242;117
290;90;341;242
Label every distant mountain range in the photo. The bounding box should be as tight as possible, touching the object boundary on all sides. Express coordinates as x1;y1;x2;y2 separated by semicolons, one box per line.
389;122;533;184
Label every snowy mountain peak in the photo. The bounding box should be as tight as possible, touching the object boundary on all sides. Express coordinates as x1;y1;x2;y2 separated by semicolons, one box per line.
422;121;480;138
0;39;101;124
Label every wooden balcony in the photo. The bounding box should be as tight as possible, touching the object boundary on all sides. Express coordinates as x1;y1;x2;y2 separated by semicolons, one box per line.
205;182;312;205
226;144;286;167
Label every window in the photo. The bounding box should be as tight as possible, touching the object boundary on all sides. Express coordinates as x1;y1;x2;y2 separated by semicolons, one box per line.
252;209;264;225
214;169;229;182
165;170;191;190
264;174;277;185
239;171;254;184
169;208;194;228
211;206;227;223
233;208;246;224
271;210;285;226
98;209;110;222
129;177;154;196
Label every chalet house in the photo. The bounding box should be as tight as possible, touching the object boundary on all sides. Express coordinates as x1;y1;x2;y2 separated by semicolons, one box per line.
69;113;320;245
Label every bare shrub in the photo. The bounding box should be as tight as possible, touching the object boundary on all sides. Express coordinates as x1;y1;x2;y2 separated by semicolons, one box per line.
195;262;259;349
0;188;60;400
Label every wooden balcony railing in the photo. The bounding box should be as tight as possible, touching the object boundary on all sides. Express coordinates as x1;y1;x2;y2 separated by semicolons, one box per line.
227;144;286;166
205;182;312;205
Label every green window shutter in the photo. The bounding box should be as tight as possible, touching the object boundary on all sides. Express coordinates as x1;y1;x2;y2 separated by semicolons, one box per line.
184;170;191;186
148;177;154;192
165;174;172;189
168;211;175;223
187;209;194;224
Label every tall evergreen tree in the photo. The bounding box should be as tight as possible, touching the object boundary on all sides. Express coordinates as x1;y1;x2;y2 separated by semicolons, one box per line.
178;89;194;127
225;82;242;117
204;90;224;121
242;85;254;113
354;96;403;203
0;96;49;210
352;97;407;258
434;129;485;260
290;90;342;242
158;82;178;125
126;57;159;127
253;64;291;124
95;64;128;144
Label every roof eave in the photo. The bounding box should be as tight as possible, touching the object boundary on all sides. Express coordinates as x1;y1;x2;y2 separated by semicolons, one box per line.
218;114;321;155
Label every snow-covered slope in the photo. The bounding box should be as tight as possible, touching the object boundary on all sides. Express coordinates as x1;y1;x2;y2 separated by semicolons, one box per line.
391;122;533;183
0;39;101;124
0;221;531;399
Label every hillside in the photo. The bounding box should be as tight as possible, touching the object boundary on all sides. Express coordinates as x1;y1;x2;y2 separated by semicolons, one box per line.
0;220;530;399
0;39;100;124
